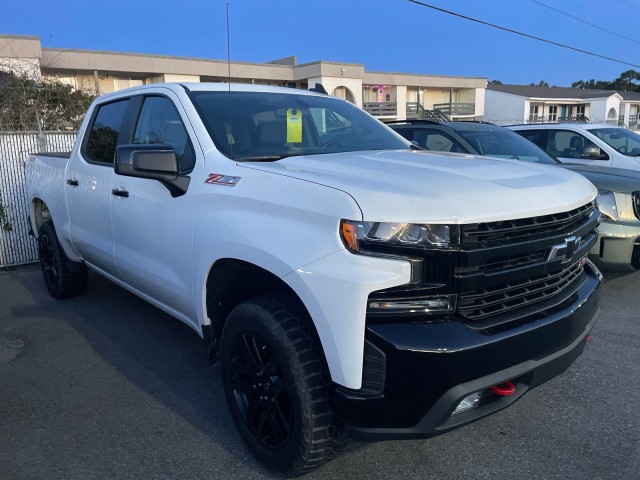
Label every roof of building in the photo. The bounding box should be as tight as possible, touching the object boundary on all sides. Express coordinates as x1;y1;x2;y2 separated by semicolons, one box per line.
615;90;640;101
487;84;615;99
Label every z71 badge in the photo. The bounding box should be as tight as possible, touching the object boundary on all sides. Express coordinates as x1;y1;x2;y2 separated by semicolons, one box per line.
204;173;241;186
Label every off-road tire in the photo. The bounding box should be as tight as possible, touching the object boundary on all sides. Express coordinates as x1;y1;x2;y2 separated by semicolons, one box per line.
220;295;348;476
38;221;88;299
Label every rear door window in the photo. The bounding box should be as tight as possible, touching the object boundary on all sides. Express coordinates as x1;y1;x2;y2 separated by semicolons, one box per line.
84;99;130;164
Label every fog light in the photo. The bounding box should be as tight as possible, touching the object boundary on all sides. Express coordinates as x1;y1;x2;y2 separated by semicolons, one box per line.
452;392;481;415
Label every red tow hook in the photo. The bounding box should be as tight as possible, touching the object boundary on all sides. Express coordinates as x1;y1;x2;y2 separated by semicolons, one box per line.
490;381;516;396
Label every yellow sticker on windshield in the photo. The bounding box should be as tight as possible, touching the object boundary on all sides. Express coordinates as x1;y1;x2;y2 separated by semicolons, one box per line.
287;108;302;143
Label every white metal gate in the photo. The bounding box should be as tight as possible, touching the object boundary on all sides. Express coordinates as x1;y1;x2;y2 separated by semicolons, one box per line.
0;132;77;267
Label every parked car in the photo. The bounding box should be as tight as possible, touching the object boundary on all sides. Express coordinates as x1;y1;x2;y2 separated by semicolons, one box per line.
26;85;601;475
508;123;640;170
388;120;640;269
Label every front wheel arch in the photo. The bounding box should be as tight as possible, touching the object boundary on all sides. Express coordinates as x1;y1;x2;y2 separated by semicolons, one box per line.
203;259;326;367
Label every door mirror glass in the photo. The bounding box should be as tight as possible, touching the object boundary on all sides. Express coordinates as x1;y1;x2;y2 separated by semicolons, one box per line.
581;145;607;160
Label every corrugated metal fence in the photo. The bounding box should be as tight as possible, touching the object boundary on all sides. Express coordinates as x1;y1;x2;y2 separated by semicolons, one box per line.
0;132;77;267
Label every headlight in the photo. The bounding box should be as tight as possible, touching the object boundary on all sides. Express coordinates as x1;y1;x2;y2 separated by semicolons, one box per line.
596;191;618;221
341;220;456;253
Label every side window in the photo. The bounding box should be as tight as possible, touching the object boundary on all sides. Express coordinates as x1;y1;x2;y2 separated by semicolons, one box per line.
548;130;597;159
517;130;546;150
84;99;130;164
413;129;468;153
132;96;196;172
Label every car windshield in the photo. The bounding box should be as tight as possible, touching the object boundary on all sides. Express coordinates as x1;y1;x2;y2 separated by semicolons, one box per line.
454;126;557;164
189;91;409;161
588;128;640;156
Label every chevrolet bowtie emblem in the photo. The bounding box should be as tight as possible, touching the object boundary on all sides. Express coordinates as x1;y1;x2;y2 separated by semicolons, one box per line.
547;236;580;263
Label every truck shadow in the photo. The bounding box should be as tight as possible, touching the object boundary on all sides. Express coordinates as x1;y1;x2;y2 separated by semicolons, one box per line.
13;269;290;477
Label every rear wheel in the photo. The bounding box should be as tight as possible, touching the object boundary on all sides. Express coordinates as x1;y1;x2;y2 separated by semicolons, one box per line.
220;295;347;476
38;221;87;298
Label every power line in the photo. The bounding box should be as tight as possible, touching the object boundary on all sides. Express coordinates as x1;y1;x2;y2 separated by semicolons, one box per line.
529;0;640;46
407;0;640;69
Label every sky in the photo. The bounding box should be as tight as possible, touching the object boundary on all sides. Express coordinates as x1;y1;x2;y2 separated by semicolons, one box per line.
1;0;640;87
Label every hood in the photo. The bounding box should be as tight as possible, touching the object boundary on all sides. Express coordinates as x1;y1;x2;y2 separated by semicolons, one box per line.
561;164;640;194
240;150;597;224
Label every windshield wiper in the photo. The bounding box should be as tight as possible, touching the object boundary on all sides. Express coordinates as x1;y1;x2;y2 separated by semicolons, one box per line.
235;154;301;162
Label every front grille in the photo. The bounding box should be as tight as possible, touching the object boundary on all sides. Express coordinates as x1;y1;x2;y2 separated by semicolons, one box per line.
462;203;594;246
458;261;583;321
366;201;598;331
456;249;548;275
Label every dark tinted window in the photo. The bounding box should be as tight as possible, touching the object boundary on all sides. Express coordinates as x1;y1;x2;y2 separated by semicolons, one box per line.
190;91;408;160
84;99;130;164
132;96;195;172
515;129;546;150
455;127;557;164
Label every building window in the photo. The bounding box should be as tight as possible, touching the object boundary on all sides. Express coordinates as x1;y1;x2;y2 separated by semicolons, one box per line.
576;105;585;119
548;105;558;122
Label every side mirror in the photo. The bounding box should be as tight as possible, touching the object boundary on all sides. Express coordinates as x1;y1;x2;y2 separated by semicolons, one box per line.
580;145;607;160
115;144;190;196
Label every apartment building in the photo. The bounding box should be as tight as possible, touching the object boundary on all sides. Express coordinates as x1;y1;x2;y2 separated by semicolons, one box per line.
0;34;487;122
485;84;640;129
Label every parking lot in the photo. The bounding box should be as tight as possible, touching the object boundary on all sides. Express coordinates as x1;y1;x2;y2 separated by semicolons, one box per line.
1;264;639;480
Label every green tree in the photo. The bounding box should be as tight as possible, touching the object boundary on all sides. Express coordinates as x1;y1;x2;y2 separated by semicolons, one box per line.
529;80;550;87
571;70;640;92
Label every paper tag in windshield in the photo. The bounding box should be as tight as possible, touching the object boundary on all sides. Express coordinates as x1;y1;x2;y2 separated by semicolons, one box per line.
287;108;302;143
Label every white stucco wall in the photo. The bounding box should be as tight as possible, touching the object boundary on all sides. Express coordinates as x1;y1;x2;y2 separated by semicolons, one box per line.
310;76;363;108
474;87;485;118
396;85;407;120
484;90;526;125
589;99;609;123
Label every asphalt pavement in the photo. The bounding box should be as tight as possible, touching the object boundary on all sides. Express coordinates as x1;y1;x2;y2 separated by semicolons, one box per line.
1;264;639;480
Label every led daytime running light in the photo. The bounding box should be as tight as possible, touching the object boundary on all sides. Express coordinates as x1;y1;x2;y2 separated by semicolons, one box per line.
340;220;454;252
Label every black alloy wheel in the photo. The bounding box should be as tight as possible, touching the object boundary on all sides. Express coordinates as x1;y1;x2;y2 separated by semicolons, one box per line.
37;221;88;299
228;331;293;449
39;231;57;288
220;295;348;476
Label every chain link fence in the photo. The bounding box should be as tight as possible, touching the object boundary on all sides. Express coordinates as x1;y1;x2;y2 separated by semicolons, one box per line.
0;131;77;267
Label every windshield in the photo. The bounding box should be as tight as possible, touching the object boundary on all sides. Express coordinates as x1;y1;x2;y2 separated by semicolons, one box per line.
454;126;557;164
588;128;640;156
189;91;409;160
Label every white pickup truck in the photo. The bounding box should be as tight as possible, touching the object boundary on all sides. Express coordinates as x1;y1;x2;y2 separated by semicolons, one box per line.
26;83;602;475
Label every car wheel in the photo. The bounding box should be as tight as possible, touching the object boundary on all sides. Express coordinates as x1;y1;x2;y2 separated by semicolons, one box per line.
220;295;347;476
38;221;88;299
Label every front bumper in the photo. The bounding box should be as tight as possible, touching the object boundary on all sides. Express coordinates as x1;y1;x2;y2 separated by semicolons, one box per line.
590;220;640;267
334;261;601;440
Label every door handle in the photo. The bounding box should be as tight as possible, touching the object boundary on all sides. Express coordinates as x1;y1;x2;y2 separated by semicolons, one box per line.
66;178;79;186
111;188;129;198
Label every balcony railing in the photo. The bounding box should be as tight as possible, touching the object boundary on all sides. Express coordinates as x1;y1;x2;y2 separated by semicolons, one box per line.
433;103;475;116
363;102;397;116
620;115;638;129
406;103;450;122
406;102;424;118
527;115;589;124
